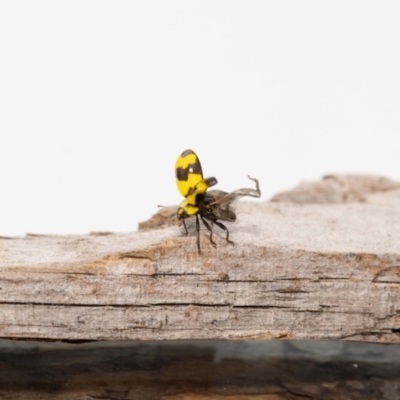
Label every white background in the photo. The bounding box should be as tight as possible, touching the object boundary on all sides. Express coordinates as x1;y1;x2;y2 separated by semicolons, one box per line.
1;2;399;236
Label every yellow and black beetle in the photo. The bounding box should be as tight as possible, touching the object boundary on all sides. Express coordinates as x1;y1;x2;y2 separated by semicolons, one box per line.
175;149;261;253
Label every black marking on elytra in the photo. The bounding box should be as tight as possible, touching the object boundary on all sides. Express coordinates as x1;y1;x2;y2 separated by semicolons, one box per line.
181;149;194;157
176;158;203;181
189;158;202;174
176;167;189;181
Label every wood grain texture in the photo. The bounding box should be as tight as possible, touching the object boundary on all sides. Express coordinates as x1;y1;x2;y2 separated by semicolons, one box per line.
1;177;400;343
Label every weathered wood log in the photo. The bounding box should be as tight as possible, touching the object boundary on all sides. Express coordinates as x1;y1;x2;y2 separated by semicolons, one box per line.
1;175;399;343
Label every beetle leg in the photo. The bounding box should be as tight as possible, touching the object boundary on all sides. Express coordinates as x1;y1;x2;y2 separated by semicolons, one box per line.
195;214;201;253
214;220;234;246
200;215;217;248
182;218;189;236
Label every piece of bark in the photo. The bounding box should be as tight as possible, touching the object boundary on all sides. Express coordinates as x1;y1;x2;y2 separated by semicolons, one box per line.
0;176;400;343
270;174;400;204
138;206;177;230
